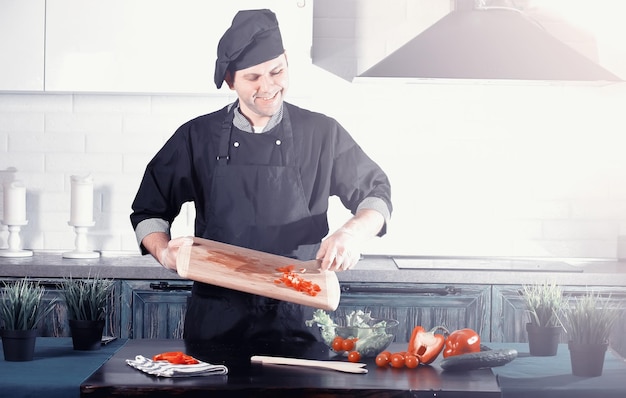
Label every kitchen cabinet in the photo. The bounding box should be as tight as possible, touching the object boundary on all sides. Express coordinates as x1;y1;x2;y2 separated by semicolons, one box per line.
119;280;192;339
336;282;491;343
0;0;45;91
5;271;624;356
492;285;626;357
118;281;491;343
44;0;312;94
0;278;120;337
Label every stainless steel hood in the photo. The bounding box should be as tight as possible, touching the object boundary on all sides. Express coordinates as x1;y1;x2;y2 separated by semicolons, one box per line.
358;8;622;82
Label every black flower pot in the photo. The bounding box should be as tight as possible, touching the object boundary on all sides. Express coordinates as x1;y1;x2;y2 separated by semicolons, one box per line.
568;341;608;377
526;323;561;356
1;328;38;361
69;319;105;351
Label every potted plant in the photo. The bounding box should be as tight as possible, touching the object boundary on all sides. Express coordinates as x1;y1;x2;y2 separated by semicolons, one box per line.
561;291;621;377
521;281;565;356
60;275;114;351
0;278;57;361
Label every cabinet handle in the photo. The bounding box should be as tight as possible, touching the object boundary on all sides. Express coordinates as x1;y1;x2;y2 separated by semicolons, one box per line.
340;285;460;296
149;281;192;291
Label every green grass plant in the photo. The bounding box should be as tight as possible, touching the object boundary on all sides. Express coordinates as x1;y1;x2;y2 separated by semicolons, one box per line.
0;278;57;330
60;275;114;321
561;291;621;345
522;281;565;327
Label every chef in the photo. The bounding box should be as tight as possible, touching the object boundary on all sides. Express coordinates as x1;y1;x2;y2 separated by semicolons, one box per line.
130;9;392;347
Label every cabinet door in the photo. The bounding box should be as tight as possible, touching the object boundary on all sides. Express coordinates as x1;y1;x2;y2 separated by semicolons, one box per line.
45;0;312;93
492;285;626;354
120;280;192;339
336;283;491;344
0;0;45;90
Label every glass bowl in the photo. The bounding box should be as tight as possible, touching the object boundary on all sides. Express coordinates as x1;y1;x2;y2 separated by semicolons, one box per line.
319;317;399;358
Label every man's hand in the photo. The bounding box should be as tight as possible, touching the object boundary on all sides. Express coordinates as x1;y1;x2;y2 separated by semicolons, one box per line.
143;232;193;272
316;209;385;272
316;228;362;271
158;236;194;271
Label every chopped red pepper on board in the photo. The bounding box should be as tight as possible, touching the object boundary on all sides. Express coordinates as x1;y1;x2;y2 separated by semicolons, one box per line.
153;351;199;365
443;328;481;358
274;265;321;296
406;325;449;364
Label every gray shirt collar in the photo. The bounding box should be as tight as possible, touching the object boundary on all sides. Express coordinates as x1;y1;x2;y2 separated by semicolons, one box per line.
230;102;284;133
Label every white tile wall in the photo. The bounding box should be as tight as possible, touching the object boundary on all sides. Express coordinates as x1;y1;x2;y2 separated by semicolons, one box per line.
2;2;626;260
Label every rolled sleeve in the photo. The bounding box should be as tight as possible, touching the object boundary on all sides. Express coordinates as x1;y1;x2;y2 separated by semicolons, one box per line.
135;218;171;254
357;196;391;236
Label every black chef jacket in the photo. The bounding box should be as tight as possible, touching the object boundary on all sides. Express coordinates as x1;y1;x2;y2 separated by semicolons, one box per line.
130;101;391;348
131;101;391;257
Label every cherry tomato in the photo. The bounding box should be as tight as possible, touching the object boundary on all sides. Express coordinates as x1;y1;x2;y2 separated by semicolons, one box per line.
375;352;390;367
347;351;361;362
342;338;356;351
331;336;344;352
390;352;406;369
405;354;419;369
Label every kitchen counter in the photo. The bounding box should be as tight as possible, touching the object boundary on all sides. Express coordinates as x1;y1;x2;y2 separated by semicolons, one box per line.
4;338;625;398
1;251;625;286
80;340;626;398
81;339;500;398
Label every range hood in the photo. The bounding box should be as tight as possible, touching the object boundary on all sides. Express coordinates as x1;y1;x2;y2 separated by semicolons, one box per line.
358;7;622;82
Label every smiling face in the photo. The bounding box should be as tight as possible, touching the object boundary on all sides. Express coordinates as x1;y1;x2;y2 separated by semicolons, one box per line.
226;52;289;127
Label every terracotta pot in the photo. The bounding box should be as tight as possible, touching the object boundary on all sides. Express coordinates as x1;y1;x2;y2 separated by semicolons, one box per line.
69;319;105;351
526;323;561;356
568;341;608;377
1;328;38;361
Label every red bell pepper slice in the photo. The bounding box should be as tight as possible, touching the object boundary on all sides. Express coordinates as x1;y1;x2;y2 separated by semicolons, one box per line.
153;351;199;365
274;266;321;297
407;325;449;364
442;328;481;358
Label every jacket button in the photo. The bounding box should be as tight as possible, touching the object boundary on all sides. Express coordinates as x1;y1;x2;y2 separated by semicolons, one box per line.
275;139;281;145
233;141;240;147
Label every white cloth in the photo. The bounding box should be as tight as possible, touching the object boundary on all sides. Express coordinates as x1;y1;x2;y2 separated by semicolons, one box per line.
126;355;228;377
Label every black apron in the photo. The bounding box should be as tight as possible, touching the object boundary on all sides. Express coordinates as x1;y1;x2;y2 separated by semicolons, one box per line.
183;103;322;347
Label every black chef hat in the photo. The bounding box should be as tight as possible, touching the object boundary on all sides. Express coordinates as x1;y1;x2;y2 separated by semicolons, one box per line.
214;9;285;89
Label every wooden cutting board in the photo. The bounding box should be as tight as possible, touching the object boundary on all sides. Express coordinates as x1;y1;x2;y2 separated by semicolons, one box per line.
176;237;340;311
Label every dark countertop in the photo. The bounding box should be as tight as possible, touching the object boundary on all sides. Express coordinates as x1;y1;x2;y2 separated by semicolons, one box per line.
80;339;500;398
80;340;626;398
1;251;625;286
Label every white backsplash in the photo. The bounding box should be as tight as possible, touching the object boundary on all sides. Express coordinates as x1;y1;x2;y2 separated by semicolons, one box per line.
2;79;626;259
2;0;626;259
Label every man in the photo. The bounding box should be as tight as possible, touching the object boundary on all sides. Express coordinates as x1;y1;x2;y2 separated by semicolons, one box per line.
130;9;391;348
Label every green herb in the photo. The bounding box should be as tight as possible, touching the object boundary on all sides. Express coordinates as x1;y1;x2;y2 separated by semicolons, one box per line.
60;275;114;321
522;281;566;327
561;291;621;344
0;278;57;331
